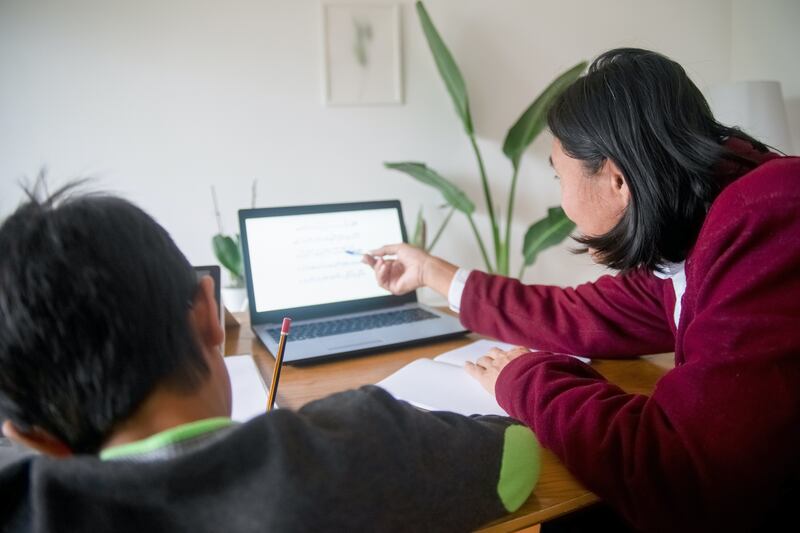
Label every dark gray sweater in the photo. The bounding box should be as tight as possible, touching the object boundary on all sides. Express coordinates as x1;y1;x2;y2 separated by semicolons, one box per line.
0;386;539;532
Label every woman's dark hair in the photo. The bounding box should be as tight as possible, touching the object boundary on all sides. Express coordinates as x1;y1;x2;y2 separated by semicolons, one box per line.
547;47;768;272
0;180;209;453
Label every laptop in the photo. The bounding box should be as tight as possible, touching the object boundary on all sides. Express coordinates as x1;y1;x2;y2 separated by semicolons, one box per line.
238;200;467;364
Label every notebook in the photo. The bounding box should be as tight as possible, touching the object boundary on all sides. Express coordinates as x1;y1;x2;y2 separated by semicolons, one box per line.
224;354;270;421
377;340;590;417
238;200;467;364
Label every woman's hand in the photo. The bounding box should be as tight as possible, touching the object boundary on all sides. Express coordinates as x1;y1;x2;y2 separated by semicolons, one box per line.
465;346;530;395
362;243;458;297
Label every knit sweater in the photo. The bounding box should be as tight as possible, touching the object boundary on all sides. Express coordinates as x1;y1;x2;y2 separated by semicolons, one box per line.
459;147;800;532
0;386;539;533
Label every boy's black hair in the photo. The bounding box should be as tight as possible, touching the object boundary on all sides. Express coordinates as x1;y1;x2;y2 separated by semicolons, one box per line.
0;181;208;453
547;47;768;272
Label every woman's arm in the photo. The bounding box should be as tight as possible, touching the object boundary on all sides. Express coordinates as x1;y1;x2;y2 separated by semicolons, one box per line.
364;244;675;358
459;269;675;357
493;162;800;531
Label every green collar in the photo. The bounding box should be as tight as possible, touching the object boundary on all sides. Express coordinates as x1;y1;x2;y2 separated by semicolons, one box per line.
100;417;234;461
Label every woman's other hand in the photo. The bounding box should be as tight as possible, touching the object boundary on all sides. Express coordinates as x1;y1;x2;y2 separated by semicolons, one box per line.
465;346;531;395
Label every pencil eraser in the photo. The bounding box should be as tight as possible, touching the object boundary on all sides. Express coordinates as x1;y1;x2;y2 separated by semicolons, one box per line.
281;317;292;335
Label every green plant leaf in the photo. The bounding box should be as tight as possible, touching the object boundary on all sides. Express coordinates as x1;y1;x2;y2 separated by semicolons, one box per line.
427;205;455;252
503;61;587;171
416;1;473;135
212;234;244;280
412;207;427;249
522;207;575;267
385;162;475;214
496;241;509;277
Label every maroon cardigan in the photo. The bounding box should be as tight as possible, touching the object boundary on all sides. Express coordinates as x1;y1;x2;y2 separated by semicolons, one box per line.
459;145;799;532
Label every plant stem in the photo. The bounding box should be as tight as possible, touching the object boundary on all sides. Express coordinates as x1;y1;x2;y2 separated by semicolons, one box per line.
427;206;456;252
504;165;521;276
467;213;493;273
469;135;500;262
518;264;526;279
211;186;224;234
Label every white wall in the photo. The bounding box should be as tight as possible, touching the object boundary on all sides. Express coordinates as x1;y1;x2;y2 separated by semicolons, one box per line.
731;0;800;154
1;0;776;294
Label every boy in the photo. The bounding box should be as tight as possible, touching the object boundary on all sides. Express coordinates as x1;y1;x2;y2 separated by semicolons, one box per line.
0;184;539;532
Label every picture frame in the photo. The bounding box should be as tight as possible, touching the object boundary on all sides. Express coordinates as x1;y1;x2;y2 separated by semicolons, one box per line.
321;1;403;106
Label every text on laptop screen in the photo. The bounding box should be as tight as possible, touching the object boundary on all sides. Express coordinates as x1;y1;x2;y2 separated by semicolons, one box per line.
245;208;403;312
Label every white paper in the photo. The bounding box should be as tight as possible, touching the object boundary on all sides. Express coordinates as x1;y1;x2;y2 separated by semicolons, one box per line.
224;355;269;422
377;358;508;417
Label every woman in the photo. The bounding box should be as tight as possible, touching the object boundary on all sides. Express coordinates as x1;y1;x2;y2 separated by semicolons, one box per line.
364;48;799;532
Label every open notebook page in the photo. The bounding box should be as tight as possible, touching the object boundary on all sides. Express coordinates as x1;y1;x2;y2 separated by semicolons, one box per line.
434;339;518;366
435;339;591;366
376;339;591;417
377;358;507;417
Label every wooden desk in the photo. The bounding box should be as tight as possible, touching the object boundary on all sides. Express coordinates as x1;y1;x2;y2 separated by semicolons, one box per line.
225;313;673;532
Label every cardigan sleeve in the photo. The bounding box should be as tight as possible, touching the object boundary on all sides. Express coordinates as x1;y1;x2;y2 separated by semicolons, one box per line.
459;268;675;358
494;157;800;532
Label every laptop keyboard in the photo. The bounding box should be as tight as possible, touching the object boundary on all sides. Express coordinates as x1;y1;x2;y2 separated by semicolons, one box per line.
266;308;439;342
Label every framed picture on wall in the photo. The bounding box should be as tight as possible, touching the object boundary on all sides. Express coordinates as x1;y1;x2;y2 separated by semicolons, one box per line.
321;1;403;106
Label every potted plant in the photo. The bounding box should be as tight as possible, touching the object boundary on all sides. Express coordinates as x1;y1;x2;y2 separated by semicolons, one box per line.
389;2;585;278
211;181;256;312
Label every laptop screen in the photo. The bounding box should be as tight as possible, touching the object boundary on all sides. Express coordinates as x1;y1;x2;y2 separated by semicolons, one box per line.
243;205;404;313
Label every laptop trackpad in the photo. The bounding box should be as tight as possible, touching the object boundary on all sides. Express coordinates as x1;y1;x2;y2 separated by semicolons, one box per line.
328;339;381;351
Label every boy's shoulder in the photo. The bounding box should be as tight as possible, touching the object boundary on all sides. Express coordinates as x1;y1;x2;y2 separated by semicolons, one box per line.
0;387;526;531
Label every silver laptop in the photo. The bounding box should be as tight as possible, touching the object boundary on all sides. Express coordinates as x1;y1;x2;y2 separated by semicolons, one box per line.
239;200;467;364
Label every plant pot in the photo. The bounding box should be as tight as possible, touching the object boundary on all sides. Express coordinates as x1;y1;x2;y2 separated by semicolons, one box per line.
222;287;248;313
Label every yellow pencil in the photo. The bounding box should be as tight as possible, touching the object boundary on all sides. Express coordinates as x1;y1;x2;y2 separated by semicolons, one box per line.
267;317;291;412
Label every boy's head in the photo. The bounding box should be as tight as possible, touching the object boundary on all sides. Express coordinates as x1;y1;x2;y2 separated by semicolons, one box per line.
0;183;225;454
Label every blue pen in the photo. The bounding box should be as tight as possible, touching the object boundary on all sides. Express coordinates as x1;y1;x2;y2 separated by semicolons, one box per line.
345;249;397;259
